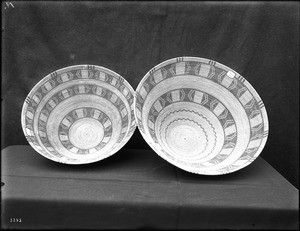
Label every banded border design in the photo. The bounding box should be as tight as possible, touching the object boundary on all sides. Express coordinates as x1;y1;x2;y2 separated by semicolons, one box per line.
58;107;113;154
36;85;128;156
22;65;136;164
134;57;269;174
148;89;238;166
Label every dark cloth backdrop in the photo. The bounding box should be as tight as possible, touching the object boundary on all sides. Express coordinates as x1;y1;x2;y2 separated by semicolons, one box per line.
2;1;299;188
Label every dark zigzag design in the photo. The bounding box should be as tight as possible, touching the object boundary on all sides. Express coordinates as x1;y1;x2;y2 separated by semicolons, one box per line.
164;118;209;157
156;109;217;160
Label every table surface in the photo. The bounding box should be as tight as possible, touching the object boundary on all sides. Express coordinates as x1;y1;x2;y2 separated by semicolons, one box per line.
1;145;299;230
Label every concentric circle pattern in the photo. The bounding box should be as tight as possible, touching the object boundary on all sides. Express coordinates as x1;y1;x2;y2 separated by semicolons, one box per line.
134;57;269;175
21;65;136;164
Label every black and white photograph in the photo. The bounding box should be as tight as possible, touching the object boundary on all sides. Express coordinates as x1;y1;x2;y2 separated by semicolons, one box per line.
1;1;299;230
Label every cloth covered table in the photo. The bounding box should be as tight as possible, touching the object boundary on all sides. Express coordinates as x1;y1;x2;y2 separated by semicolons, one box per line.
1;145;298;230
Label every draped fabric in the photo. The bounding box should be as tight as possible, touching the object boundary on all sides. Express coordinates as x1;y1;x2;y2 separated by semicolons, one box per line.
2;2;299;188
2;146;298;229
